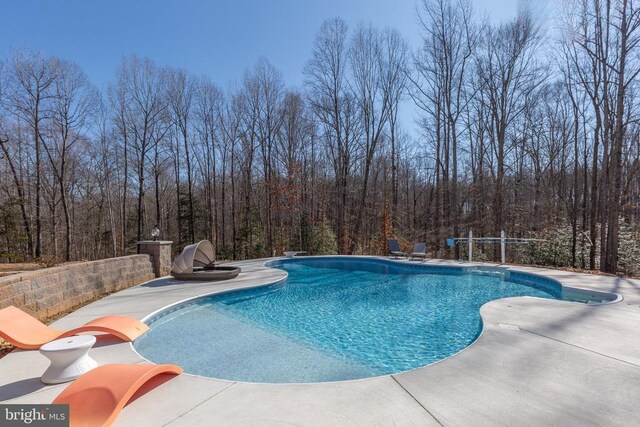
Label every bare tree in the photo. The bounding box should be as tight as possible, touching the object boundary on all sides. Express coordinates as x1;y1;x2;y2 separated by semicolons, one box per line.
219;92;245;258
43;60;97;260
381;28;409;220
305;18;358;253
238;70;261;257
193;78;223;248
0;60;36;257
252;59;285;255
348;24;395;253
7;50;59;258
108;73;131;254
114;56;167;242
95;97;118;257
565;0;640;272
604;0;640;272
413;0;476;257
475;10;546;259
167;68;195;244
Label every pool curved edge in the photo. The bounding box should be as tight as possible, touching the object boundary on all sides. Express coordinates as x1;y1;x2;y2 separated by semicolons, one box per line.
129;269;290;384
504;268;622;305
139;272;289;325
129;256;622;385
140;257;621;330
266;256;621;305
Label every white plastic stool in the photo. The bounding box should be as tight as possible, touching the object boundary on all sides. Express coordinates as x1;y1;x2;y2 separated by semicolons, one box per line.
39;335;98;384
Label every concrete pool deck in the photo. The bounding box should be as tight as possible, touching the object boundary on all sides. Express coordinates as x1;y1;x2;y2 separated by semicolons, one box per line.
1;257;639;426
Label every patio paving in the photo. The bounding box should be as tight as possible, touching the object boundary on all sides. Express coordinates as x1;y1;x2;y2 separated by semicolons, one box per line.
1;257;639;426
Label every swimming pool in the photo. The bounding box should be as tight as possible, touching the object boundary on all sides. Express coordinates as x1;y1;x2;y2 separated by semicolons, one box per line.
134;257;610;383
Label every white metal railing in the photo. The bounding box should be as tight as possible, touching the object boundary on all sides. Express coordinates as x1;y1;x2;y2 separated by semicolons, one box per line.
447;230;547;264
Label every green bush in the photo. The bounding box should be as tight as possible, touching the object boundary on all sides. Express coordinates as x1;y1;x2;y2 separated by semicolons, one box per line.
510;220;639;276
310;218;338;255
518;225;575;267
618;220;640;276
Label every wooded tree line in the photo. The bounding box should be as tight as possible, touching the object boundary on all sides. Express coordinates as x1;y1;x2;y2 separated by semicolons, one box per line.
0;0;639;274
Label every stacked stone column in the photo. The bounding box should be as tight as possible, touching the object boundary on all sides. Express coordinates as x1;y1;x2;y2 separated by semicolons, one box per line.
136;241;173;278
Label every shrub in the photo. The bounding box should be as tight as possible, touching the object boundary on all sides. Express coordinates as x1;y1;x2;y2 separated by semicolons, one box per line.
310;217;338;255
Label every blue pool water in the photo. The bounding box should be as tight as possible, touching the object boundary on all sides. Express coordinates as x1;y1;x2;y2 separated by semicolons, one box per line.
134;257;575;383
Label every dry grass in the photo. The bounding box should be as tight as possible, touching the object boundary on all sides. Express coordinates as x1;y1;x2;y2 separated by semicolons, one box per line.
0;263;42;278
0;341;13;358
0;260;89;278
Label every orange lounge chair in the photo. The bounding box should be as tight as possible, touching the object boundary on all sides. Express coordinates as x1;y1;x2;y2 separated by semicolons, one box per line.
0;306;150;350
53;363;183;427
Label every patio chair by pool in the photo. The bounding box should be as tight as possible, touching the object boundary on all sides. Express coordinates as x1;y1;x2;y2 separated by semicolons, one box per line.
388;239;406;258
171;240;240;281
0;306;149;350
53;363;182;427
411;242;427;260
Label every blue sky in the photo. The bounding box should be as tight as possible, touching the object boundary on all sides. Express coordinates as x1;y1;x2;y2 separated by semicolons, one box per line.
0;1;522;134
0;0;518;90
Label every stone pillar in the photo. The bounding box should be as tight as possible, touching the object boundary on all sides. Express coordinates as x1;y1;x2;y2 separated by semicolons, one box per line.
137;241;173;278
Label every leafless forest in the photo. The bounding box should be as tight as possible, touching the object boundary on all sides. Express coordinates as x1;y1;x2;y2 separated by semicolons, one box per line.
0;0;639;274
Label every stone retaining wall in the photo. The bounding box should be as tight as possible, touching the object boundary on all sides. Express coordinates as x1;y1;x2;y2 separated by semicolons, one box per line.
0;255;155;321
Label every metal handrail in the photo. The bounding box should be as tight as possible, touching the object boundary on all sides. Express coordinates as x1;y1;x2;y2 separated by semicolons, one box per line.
447;230;548;263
